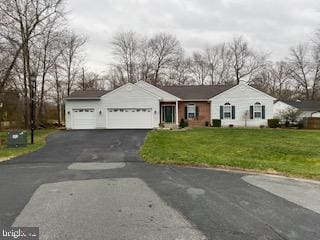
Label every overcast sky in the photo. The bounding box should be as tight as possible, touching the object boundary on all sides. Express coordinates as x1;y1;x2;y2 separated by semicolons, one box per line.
66;0;320;72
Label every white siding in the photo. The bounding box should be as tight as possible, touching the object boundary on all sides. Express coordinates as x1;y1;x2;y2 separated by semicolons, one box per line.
101;84;160;128
210;84;275;127
65;100;103;129
135;81;179;101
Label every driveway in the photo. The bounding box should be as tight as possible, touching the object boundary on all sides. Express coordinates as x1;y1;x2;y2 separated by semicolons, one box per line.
0;130;319;240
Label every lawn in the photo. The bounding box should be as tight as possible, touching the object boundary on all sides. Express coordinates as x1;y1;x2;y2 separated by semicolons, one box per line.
0;129;56;162
140;128;320;180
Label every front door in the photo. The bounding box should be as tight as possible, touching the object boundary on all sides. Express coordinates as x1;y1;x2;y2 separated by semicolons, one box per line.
162;105;175;123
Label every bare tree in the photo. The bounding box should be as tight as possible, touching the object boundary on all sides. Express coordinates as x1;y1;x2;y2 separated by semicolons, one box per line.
190;52;209;85
60;31;86;96
0;0;63;127
205;43;233;84
36;17;64;123
289;44;320;100
50;62;64;126
149;33;181;85
251;61;293;99
167;53;192;85
111;31;140;83
229;36;266;84
77;69;105;90
138;37;153;82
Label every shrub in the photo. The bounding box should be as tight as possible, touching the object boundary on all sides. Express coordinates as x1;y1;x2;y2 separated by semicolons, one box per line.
268;119;280;128
297;121;304;129
179;118;188;128
211;119;221;128
260;125;265;128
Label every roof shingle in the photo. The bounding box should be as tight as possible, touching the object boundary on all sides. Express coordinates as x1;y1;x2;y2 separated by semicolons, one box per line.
64;90;109;99
160;85;235;100
284;100;320;112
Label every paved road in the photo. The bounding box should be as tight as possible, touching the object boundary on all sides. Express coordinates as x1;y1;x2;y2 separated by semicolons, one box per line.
0;130;319;240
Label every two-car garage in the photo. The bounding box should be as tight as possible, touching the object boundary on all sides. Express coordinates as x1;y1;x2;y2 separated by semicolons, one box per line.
71;108;154;129
65;83;161;130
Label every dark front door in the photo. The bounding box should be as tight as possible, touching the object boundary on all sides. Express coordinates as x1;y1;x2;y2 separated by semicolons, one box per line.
163;106;175;123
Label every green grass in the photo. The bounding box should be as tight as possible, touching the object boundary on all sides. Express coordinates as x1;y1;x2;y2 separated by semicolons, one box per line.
0;129;56;162
140;128;320;180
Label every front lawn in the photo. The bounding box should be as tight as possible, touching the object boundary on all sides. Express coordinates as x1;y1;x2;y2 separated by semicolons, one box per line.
0;129;56;162
140;128;320;180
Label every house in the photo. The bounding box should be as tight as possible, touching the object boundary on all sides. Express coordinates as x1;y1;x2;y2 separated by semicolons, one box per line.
273;100;320;120
64;81;276;129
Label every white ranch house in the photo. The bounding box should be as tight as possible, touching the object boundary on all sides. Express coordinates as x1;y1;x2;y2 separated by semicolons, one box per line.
64;81;317;129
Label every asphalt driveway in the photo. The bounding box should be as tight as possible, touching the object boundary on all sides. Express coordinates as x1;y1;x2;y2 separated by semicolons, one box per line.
0;130;319;240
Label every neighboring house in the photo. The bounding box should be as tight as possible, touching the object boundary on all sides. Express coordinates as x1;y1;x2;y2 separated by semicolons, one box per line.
64;81;276;129
273;100;320;120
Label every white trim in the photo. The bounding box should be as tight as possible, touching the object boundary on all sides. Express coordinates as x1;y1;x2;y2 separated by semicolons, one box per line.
187;104;196;119
253;102;262;119
223;103;232;119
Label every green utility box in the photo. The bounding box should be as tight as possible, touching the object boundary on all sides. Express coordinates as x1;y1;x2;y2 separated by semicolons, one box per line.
7;131;28;148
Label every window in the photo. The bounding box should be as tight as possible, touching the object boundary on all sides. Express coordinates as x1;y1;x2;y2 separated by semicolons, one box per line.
223;103;232;119
187;104;196;119
253;102;262;119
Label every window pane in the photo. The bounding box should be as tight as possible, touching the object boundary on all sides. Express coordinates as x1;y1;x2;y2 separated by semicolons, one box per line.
224;112;231;118
223;105;232;119
188;113;195;118
254;112;261;118
187;104;195;119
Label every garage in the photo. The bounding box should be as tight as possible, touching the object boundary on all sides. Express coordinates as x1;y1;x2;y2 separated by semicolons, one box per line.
72;109;96;129
107;108;153;129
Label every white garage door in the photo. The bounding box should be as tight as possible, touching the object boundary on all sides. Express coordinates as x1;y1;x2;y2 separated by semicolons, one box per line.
107;108;153;129
72;109;96;129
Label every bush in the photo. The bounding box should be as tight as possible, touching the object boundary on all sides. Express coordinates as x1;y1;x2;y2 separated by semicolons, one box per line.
211;119;221;128
268;119;280;128
297;121;304;129
179;118;188;128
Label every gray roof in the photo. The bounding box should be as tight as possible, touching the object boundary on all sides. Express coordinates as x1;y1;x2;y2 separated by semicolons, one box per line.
160;85;235;100
64;90;109;100
284;100;320;112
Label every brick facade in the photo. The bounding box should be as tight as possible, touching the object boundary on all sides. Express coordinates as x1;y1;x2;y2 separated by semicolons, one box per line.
178;101;211;127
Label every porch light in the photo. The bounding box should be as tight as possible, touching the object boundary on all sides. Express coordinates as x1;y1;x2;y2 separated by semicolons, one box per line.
154;110;157;114
99;110;102;115
67;111;70;115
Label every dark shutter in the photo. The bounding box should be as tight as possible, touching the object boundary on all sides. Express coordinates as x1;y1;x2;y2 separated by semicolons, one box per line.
184;106;188;119
262;106;266;119
232;106;235;119
250;106;253;119
196;106;199;118
220;106;224;119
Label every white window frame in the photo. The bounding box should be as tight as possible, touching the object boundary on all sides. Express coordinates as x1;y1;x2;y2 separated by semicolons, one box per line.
253;102;262;119
187;104;196;119
223;103;232;119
